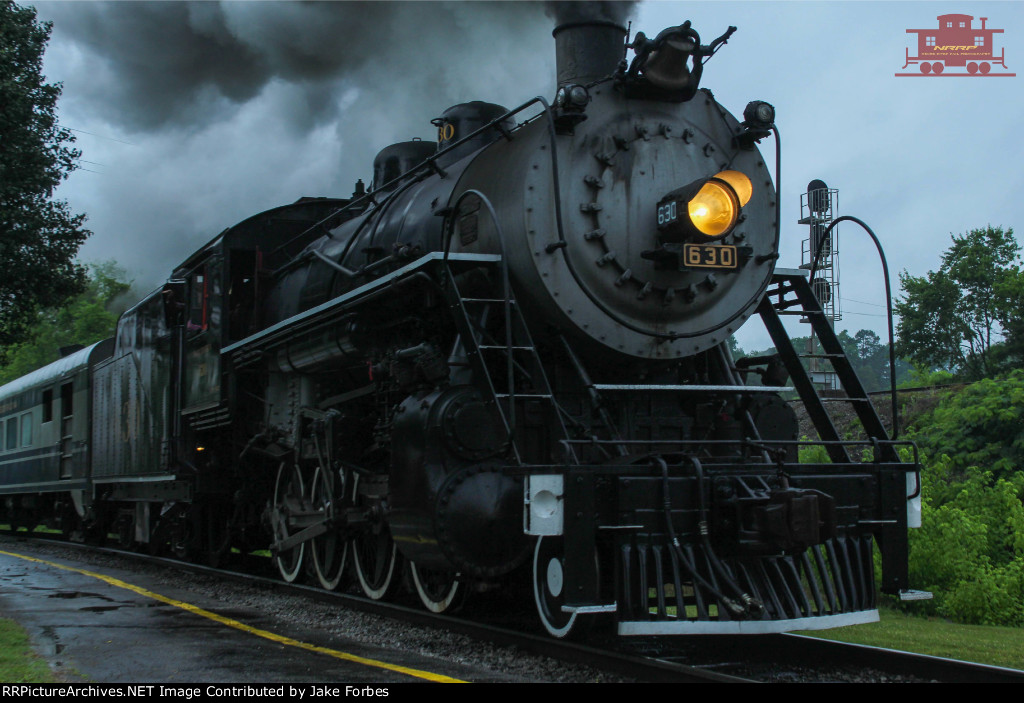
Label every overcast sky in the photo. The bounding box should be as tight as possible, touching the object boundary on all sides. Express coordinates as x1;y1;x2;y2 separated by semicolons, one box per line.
31;1;1024;353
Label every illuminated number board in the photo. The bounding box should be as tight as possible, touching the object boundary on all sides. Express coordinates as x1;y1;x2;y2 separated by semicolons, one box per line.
683;243;738;269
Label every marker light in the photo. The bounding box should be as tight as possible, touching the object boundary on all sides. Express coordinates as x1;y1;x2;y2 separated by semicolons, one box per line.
743;100;775;129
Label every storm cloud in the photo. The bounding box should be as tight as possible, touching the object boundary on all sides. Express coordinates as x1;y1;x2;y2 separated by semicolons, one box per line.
45;2;565;133
39;2;637;288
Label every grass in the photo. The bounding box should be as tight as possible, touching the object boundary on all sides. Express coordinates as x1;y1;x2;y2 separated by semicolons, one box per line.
649;587;1024;670
0;618;56;683
0;524;60;535
799;606;1024;671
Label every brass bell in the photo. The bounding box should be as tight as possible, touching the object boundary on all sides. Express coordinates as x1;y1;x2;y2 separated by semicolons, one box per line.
642;37;696;91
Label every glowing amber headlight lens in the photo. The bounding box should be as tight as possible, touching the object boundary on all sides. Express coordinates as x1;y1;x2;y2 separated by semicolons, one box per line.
713;170;753;206
687;180;739;237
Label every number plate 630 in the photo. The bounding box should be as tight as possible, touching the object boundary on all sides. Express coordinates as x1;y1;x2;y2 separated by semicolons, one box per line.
683;243;738;269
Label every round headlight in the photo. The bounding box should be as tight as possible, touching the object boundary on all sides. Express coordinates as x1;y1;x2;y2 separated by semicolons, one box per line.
713;170;753;207
687;179;739;237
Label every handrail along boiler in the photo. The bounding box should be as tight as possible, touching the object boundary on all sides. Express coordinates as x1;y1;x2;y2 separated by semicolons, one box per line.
0;16;923;637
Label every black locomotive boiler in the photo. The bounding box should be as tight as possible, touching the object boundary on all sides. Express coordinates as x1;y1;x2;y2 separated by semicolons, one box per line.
0;17;921;637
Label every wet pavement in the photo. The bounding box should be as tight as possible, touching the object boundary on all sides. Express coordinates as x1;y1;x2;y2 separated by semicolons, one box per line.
0;538;511;683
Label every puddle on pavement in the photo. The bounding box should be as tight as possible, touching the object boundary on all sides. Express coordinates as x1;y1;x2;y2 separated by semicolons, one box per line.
48;591;116;602
79;605;130;612
37;626;65;656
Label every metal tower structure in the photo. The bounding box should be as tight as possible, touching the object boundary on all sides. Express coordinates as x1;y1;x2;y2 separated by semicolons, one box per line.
799;179;841;392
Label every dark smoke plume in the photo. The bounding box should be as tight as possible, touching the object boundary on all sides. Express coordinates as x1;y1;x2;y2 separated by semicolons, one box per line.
45;2;555;133
39;2;575;289
544;1;637;27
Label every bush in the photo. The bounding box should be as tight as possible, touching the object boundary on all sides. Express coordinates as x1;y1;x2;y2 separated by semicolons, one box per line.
905;464;1024;625
798;435;831;464
939;561;1024;627
898;373;1024;626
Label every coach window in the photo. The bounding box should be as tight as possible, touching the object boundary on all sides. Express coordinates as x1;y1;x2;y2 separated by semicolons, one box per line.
61;382;73;418
5;417;16;451
975;36;985;46
21;413;32;447
946;22;952;28
189;268;208;333
926;36;936;47
42;388;53;423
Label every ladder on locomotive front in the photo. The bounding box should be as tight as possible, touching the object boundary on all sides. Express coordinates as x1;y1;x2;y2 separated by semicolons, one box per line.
440;257;575;466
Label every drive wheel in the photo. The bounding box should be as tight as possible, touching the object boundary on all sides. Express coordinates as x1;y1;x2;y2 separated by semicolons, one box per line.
272;462;306;583
410;563;464;614
533;537;602;638
351;475;401;600
310;464;347;591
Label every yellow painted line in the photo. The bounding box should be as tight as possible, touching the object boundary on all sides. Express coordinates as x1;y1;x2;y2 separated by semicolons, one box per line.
0;549;466;683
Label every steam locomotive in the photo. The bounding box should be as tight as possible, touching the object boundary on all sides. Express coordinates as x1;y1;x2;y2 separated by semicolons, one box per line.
0;17;921;637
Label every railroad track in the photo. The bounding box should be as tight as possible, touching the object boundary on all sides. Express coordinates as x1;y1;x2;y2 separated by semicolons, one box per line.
7;532;1022;683
771;634;1024;683
621;632;1024;683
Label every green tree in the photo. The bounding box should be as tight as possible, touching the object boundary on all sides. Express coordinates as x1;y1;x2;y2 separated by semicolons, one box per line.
0;1;89;355
895;226;1023;379
851;329;883;389
992;267;1024;369
0;261;131;385
906;369;1024;480
727;335;745;360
